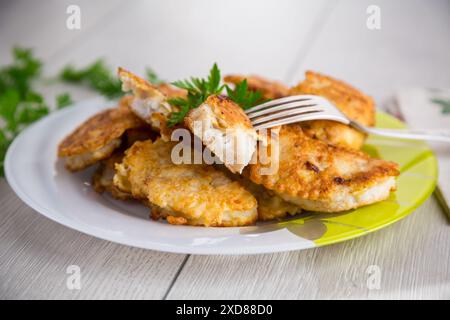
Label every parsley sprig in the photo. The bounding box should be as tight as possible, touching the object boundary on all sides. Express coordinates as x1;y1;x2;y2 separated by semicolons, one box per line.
60;60;123;99
167;63;225;126
226;79;263;110
167;64;265;126
0;47;66;176
60;60;164;98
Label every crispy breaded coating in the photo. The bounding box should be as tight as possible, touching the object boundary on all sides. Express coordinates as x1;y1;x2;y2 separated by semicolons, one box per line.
245;125;399;212
157;83;187;99
117;68;186;139
232;175;302;221
289;71;375;150
184;95;258;174
224;74;289;99
92;127;155;199
118;95;134;110
93;152;132;200
58;106;146;171
114;139;258;227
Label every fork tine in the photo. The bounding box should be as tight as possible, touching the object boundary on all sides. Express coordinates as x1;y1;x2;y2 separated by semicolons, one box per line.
250;106;323;125
253;113;348;131
247;101;322;119
245;95;319;114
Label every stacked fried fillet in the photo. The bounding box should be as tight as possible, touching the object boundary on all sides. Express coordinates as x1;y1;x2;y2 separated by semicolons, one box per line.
57;69;399;227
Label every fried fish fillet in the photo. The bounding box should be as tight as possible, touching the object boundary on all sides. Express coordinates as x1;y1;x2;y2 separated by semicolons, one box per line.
231;175;302;221
118;67;186;138
93;151;132;200
224;74;289;99
184;95;258;174
92;127;156;199
289;71;375;150
58;102;147;171
114;139;258;227
245;125;399;212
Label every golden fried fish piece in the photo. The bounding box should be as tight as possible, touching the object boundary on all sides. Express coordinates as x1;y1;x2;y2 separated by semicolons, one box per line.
232;175;302;221
157;83;187;99
246;125;399;212
117;67;186;139
224;74;289;99
58;104;146;171
92;152;132;200
114;139;258;227
92;127;156;199
184;95;258;174
289;71;376;150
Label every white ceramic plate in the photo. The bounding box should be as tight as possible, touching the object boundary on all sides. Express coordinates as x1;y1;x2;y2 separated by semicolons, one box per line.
5;98;437;255
5;98;316;254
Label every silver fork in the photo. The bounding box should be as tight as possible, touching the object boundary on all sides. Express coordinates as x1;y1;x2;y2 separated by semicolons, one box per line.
245;95;450;142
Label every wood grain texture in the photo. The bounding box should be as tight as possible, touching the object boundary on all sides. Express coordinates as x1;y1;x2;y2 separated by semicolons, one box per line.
0;180;186;300
0;0;124;62
166;197;450;299
41;0;329;83
166;0;450;300
1;0;449;300
288;0;450;104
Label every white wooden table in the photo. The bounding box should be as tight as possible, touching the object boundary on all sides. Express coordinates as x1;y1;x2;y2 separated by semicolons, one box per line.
1;0;449;299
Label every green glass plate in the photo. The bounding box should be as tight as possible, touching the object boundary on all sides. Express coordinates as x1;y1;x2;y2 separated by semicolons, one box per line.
243;111;438;247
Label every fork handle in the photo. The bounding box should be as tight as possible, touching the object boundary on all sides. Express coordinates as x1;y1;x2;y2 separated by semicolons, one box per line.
350;121;450;143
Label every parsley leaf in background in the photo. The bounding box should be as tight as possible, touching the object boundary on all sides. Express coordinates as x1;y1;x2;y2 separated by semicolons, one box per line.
0;47;42;99
0;48;54;176
60;61;165;99
431;98;450;114
56;92;73;109
145;67;164;85
60;60;123;99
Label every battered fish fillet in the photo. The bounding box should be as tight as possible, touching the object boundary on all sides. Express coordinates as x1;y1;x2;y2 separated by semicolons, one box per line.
93;152;132;200
224;74;289;99
113;139;258;227
92;127;156;199
184;95;258;174
231;175;302;221
117;67;186;138
289;71;375;150
245;125;399;212
58;103;147;171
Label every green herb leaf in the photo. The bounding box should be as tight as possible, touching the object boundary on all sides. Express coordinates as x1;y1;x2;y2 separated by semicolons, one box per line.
0;47;56;176
225;79;264;110
0;129;10;177
431;98;450;114
56;92;73;109
168;63;226;126
0;90;20;125
207;63;222;94
167;64;266;126
145;68;164;85
60;60;123;99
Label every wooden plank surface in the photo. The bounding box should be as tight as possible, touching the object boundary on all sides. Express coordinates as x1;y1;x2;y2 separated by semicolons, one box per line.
288;0;450;104
0;0;449;300
166;0;450;300
0;180;187;300
166;198;450;300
